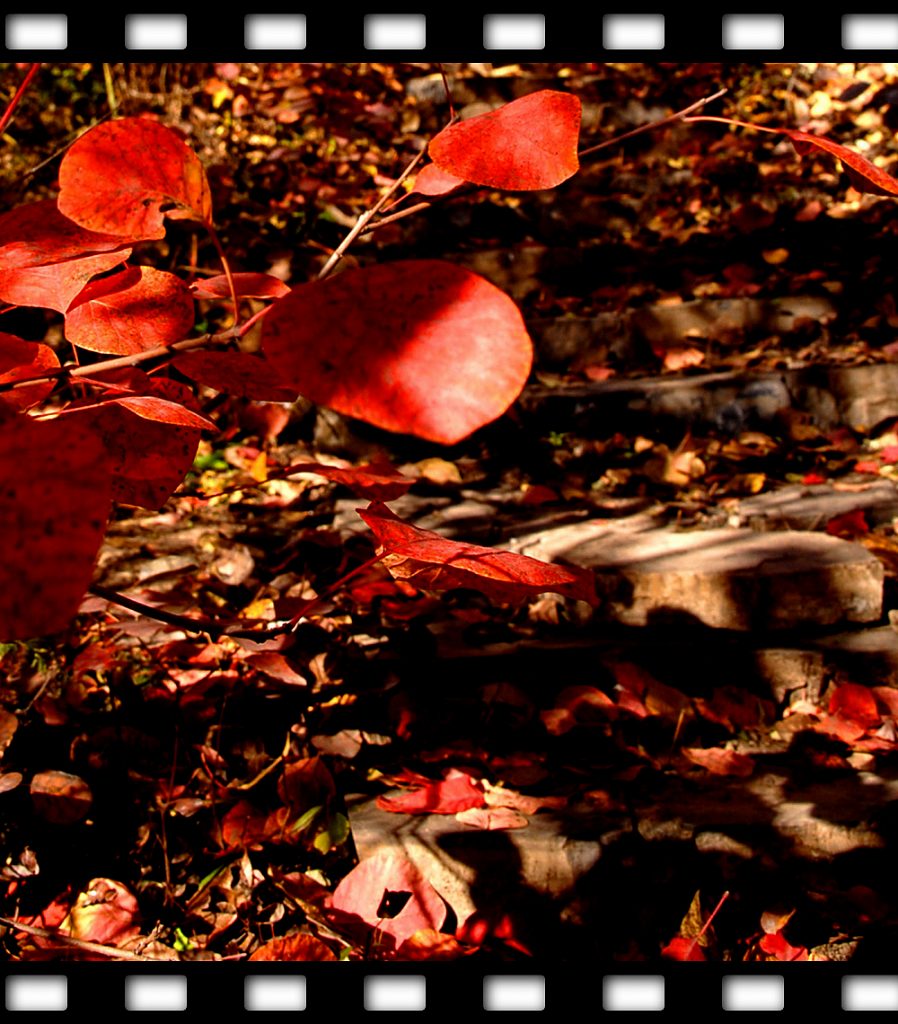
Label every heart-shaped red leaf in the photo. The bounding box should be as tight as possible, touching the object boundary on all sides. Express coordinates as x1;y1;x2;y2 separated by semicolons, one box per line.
262;260;533;444
58;117;213;238
0;413;111;640
66;266;195;355
0;334;59;412
429;90;581;190
358;501;598;606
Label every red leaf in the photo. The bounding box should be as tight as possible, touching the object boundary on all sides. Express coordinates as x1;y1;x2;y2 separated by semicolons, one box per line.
540;685;616;735
0;414;111;641
71;374;203;509
825;508;868;537
172;351;297;401
0;200;133;269
829;683;881;730
358;500;598;606
249;933;337;961
284;460;414;502
66;266;195;356
0;334;59;412
218;799;271;850
429;90;581;191
262;260;533;445
410;163;467;198
190;273;290;300
278;756;336;811
377;767;485;814
330;851;447;947
30;770;93;824
104;394;214;431
854;460;881;474
682;747;755;778
63;879;140;947
0;248;131;313
58;117;213;239
759;929;809;961
786;130;898;198
661;936;706;961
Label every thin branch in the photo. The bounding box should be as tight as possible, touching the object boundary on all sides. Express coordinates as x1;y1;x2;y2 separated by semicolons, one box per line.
316;146;426;281
682;114;782;136
436;63;456;120
576;87;728;158
0;917;163;961
0;63;40;137
206;223;240;326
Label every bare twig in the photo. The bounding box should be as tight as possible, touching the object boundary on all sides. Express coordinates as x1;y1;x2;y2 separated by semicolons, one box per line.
436;62;456;120
0;917;164;961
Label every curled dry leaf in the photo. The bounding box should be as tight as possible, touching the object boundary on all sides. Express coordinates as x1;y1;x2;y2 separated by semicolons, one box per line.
0;335;59;413
429;89;581;191
358;501;599;607
263;260;533;445
249;933;337;961
682;747;755;778
30;770;93;824
58;117;213;238
285;460;414;502
0;708;18;759
0;414;111;641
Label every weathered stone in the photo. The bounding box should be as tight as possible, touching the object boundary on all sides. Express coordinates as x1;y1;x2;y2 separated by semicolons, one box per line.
816;625;898;686
512;522;883;630
798;363;898;432
736;480;898;531
346;795;605;925
753;648;825;704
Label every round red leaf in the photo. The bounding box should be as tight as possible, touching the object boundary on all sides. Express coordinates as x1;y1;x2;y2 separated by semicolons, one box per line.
58;117;212;239
0;334;60;413
262;260;533;445
429;90;581;191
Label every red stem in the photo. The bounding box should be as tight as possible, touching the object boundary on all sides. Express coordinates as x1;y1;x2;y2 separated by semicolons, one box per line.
0;63;40;136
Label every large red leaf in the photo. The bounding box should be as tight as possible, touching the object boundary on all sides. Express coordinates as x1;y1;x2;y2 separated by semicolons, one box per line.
172;351;297;401
377;768;485;814
190;273;290;301
0;414;111;641
65;266;195;355
357;501;598;606
0;201;134;269
71;376;205;509
330;851;447;947
0;248;131;313
262;260;533;444
429;90;581;191
0;334;59;412
785;130;898;197
57;117;213;239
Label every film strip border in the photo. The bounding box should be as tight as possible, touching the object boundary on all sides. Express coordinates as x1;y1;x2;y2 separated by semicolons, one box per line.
4;9;898;60
1;964;890;1013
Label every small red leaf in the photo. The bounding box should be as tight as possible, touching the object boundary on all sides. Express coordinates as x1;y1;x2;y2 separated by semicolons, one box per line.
0;414;111;641
104;394;214;431
829;683;881;730
759;929;809;961
785;130;898;198
377;768;485;815
58;117;213;238
0;334;59;412
172;351;297;401
285;460;414;502
826;508;868;537
358;500;598;606
661;936;706;961
190;273;290;300
262;260;533;445
429;90;581;191
66;266;195;356
410;163;467;198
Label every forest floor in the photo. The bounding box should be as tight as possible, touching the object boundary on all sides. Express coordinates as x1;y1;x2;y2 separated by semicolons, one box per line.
5;61;898;963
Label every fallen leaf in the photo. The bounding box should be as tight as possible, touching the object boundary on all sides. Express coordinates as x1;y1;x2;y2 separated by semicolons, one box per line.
30;770;93;824
682;747;755;778
455;806;529;829
249;933;337;961
377;767;484;814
